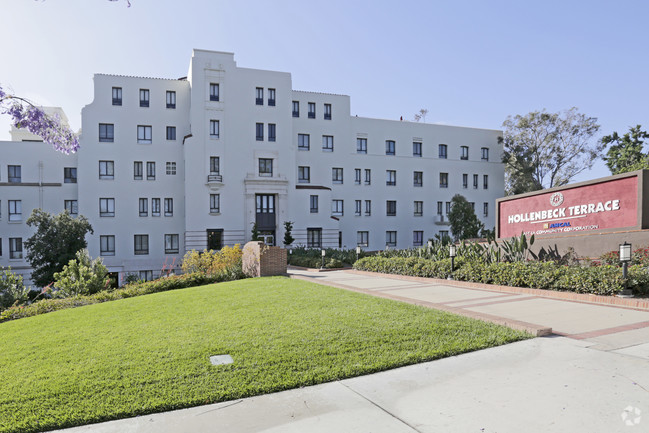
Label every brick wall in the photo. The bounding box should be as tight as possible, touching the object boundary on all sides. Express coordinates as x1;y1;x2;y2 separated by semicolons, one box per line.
242;241;288;277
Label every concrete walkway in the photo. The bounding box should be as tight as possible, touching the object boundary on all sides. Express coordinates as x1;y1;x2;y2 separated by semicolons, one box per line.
59;269;649;433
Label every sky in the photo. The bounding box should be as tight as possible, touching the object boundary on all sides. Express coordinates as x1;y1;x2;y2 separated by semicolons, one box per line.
1;0;648;182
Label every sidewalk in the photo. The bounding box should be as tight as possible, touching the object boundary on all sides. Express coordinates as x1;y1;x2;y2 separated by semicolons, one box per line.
59;269;649;433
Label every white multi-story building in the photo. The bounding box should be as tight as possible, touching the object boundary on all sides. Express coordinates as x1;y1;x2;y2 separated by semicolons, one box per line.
0;49;504;285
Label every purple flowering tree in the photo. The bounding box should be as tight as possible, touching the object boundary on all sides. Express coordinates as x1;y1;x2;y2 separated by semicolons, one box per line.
0;85;80;154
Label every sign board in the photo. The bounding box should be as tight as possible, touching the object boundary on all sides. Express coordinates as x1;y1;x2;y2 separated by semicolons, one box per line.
498;176;638;238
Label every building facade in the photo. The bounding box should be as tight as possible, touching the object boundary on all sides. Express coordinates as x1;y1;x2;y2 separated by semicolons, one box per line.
1;49;504;285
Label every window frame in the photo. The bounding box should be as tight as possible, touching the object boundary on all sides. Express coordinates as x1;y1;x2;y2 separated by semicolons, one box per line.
438;144;448;159
210;120;220;139
332;199;344;216
139;198;148;217
99;123;114;143
385;140;396;156
460;146;469;160
413;231;424;247
481;147;489;161
166;162;176;175
255;122;264;141
99;198;115;217
134;161;143;180
64;167;77;184
364;169;371;185
332;167;343;184
165;234;179;254
210;157;220;175
298;166;311;183
386;231;397;247
139;89;150;107
256;87;264;105
134;234;149;255
151;198;161;217
440;172;448;188
268;123;276;142
355;200;362;216
322;135;334;152
310;195;319;213
357;138;367;154
147;161;156;180
210;83;220;101
166;90;176;109
210;194;220;213
64;199;78;215
292;101;299;117
298;133;310;150
166;126;176;141
307;228;322;248
99;160;114;180
112;87;122;106
8;165;21;183
324;103;332;120
413;171;423;187
386;170;396;186
9;237;22;259
357;231;369;247
100;235;115;256
164;198;173;217
386;200;397;216
414;201;423;217
364;200;371;216
413;141;422;157
8;200;22;221
308;102;316;119
259;158;273;177
137;125;152;144
268;88;276;106
355;168;361;185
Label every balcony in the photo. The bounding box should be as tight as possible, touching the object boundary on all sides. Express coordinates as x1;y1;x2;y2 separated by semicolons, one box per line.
434;214;450;225
207;174;223;183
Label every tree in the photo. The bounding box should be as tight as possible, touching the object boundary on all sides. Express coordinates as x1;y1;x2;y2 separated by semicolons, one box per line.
24;209;93;287
283;221;295;247
602;125;649;175
447;194;484;241
250;222;260;241
0;86;79;154
501;107;601;195
413;108;428;122
53;249;109;297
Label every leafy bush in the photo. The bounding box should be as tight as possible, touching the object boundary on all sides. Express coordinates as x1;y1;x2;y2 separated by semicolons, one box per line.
0;268;30;310
599;246;649;266
53;249;109;298
354;256;465;279
288;246;361;267
0;271;244;323
181;245;243;277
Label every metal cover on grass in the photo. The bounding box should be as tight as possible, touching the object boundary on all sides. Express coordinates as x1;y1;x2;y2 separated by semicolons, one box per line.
210;354;234;366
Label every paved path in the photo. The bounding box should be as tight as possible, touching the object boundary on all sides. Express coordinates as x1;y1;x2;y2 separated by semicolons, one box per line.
59;270;649;433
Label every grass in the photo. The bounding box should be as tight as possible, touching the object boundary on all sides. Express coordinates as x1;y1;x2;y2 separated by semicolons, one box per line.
0;277;530;432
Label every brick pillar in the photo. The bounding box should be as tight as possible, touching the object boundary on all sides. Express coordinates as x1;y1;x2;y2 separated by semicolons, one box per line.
242;241;288;277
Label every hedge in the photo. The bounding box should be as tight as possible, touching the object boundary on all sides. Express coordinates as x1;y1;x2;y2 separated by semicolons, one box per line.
353;256;649;296
0;271;243;323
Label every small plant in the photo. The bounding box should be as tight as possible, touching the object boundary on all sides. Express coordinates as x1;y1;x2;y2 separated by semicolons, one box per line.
283;221;295;247
251;222;260;241
0;267;30;310
181;245;243;277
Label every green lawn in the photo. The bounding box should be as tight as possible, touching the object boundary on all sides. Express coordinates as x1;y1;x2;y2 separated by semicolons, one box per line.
0;277;530;432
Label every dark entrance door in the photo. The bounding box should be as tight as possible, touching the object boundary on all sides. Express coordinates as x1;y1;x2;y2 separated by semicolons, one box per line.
207;229;223;250
256;194;276;232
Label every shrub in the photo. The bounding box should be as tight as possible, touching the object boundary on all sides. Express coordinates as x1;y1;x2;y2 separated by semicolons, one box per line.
53;249;109;298
354;256;465;279
0;268;30;310
288;247;361;267
181;245;243;276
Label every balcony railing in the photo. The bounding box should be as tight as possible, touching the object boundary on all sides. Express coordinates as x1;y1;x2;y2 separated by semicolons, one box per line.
207;174;223;182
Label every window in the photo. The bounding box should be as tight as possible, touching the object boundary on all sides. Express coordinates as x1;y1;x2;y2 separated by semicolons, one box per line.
268;124;276;142
210;194;220;213
259;158;273;177
463;173;468;189
99;198;115;217
210;120;220;139
139;198;148;217
484;202;489;217
324;103;332;120
100;235;115;256
64;167;77;183
139;89;149;107
298;134;310;150
112;87;122;105
256;87;263;105
139;270;153;281
440;172;448;188
99;161;114;180
355;168;361;185
166;126;176;141
357;231;369;247
8;165;21;183
357;138;367;154
137;125;152;143
413;141;422;157
332;168;343;184
166;162;176;175
298;166;310;183
310;195;318;213
437;201;443;215
147;162;156;180
8;200;21;221
292;101;299;117
256;123;264;141
364;200;371;216
461;146;469;160
446;201;451;214
386;140;395;155
483;175;489;189
355;200;361;216
210;157;220;174
473;174;479;189
413;171;423;187
268;88;276;106
307;228;322;248
414;201;423;216
364;169;371;185
386;200;396;216
481;147;489;161
99;124;114;142
439;144;447;159
9;238;22;259
134;234;149;255
413;231;424;247
470;202;475;211
165;234;179;254
322;135;334;152
64;200;78;215
164;198;173;216
440;230;449;239
210;83;220;101
152;198;161;217
386;170;396;186
332;199;344;216
166;91;176;109
134;161;143;180
386;231;397;247
308;102;316;118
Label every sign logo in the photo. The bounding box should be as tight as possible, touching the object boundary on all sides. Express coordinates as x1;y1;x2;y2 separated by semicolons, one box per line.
621;406;642;426
550;192;564;207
